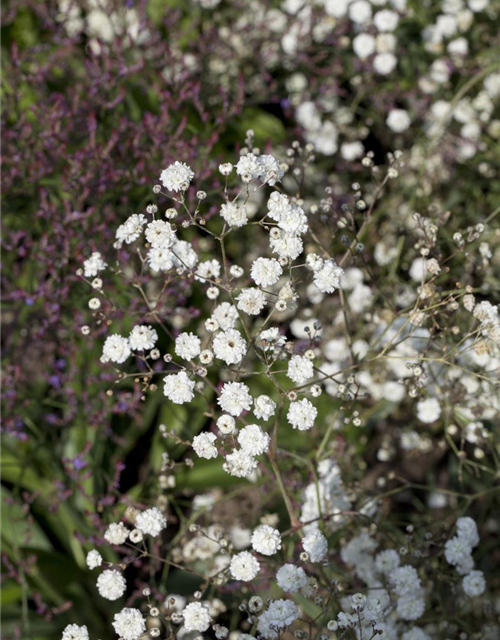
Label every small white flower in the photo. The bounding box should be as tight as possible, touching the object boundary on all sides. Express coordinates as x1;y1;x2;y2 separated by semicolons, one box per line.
182;602;212;632
253;395;276;420
353;33;376;59
257;154;284;186
374;9;399;32
270;232;303;260
230;551;260;581
221;202;248;227
237;288;267;315
313;260;343;294
196;259;221;283
218;382;253;416
101;335;131;364
96;569;126;601
396;594;426;621
387;109;411;133
223;449;258;478
236;153;261;182
252;525;282;556
416;397;441;423
217;414;236;435
115;213;147;246
163;371;195;404
112;608;146;640
287;399;317;431
213;329;247;365
147;246;174;272
104;522;129;545
129;325;158;351
62;625;89;640
302;531;328;562
175;332;201;361
373;52;397;74
145;220;176;249
375;549;400;575
287;355;314;385
251;258;283;287
83;252;107;278
391;565;421;596
193;432;218;459
238;424;270;456
160;161;194;192
276;563;308;592
136;507;167;537
462;570;486;597
86;549;102;570
212;302;239;330
257;599;299;638
219;162;233;176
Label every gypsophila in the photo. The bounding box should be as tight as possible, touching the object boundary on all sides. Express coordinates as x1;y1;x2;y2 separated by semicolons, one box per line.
251;525;282;556
135;507;167;537
230;551;260;581
160;161;194;192
96;569;126;601
112;608;146;640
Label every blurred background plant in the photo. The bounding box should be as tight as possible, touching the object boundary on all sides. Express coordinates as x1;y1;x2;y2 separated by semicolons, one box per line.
1;1;499;639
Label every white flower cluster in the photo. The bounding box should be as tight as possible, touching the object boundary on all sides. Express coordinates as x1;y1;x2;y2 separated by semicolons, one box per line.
445;517;485;596
78;142;498;640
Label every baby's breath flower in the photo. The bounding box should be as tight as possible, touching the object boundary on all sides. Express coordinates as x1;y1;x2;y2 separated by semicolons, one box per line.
230;551;260;581
160;162;194;192
163;371;196;404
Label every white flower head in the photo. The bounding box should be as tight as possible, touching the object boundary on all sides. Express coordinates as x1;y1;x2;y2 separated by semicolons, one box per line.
223;449;258;478
287;398;317;431
104;522;129;545
145;220;176;249
129;325;158;351
238;424;270;456
230;550;260;581
175;332;201;361
160;161;194;192
62;625;89;640
182;602;212;632
86;549;103;570
287;355;314;385
193;432;218;459
83;252;107;278
217;414;236;435
302;530;328;562
212;302;239;330
236;153;261;182
101;335;131;364
462;570;485;597
221;202;248;227
257;599;299;639
253;395;277;420
276;563;308;592
213;329;247;365
252;525;282;556
115;213;147;245
416;397;441;423
218;382;253;416
313;260;344;294
96;569;126;600
251;258;283;287
237;288;267;315
112;608;146;640
196;259;221;283
136;507;167;537
163;371;195;404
